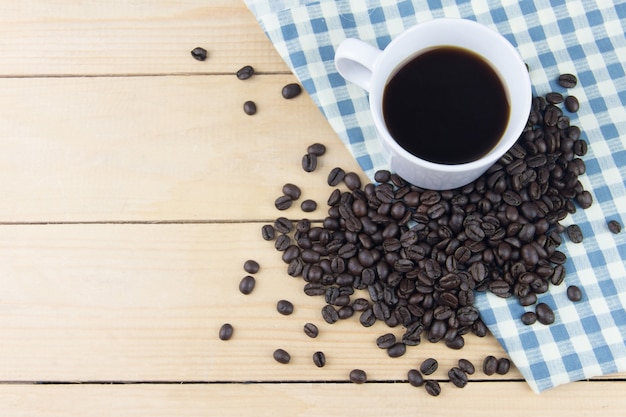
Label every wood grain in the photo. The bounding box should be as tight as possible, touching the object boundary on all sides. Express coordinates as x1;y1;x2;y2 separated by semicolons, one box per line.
0;75;362;222
1;382;625;417
0;0;289;76
0;0;623;415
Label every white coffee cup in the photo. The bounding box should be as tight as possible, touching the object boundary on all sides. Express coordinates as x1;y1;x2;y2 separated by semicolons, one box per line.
334;18;532;190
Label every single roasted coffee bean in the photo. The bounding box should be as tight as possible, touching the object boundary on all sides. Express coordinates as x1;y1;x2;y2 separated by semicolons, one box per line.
302;153;317;172
243;259;260;274
301;199;317;212
376;333;396;349
483;355;497;375
261;224;275;241
313;351;326;368
273;348;291;364
536;303;555;325
545;92;564;104
307;143;326;156
608;219;622;234
236;65;254;80
349;369;367;384
274;217;292;234
558;73;578;88
566;224;583;243
420;358;438;375
565;95;579;112
274;234;291;251
521;311;537;325
387;342;407;358
407;369;425;387
327;167;346;186
322;304;339;324
424;380;441;397
576;190;593;209
344;172;362;190
218;323;233;340
239;275;256;295
567;285;583;302
448;367;468;388
303;322;319;338
282;83;302;99
190;46;208;61
496;358;511;375
243;100;257;115
282;183;301;200
277;299;294;315
274;195;292;210
458;359;475;375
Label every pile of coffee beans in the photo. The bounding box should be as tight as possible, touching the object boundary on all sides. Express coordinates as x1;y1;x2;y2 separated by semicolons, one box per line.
221;72;619;394
264;77;593;366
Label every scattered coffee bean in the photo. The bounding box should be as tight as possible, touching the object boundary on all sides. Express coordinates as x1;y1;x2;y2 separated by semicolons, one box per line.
261;224;275;241
327;167;346;186
321;304;339;324
307;143;326;156
558;73;578;88
274;217;292;234
608;220;622;234
239;275;256;295
243;100;257;115
243;259;260;274
407;369;425;387
387;342;407;358
448;367;468;388
277;299;294;315
218;323;233;341
424;380;441;396
282;83;302;99
546;92;564;104
349;369;367;384
282;183;302;200
496;358;511;375
343;172;362;190
300;199;317;212
313;351;326;367
458;359;475;375
483;355;497;375
565;95;579;112
376;333;396;349
521;311;537;325
274;195;292;210
420;358;438;375
536;303;556;325
273;348;291;364
303;322;319;338
236;65;254;80
567;285;583;302
302;153;317;172
566;224;583;243
190;47;208;61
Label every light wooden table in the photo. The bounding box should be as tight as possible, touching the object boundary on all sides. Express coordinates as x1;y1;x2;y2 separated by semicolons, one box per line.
0;1;624;415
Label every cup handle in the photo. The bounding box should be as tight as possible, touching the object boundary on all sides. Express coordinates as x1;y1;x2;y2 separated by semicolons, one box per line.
334;38;382;92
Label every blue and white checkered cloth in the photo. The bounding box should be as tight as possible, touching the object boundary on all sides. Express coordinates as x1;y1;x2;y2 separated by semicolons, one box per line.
244;0;626;393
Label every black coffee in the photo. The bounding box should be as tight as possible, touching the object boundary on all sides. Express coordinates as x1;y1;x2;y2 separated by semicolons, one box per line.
383;46;509;164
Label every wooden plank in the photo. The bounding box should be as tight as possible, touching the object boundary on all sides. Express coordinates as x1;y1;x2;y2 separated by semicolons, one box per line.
1;381;625;417
0;0;289;76
0;75;362;222
0;222;512;382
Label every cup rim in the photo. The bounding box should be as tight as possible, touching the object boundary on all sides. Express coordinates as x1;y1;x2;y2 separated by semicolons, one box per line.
371;18;532;173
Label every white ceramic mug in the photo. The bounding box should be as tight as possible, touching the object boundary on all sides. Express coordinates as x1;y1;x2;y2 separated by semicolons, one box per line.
334;18;532;190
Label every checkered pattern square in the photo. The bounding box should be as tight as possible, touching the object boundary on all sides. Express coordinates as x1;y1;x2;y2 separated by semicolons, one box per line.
245;0;626;393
